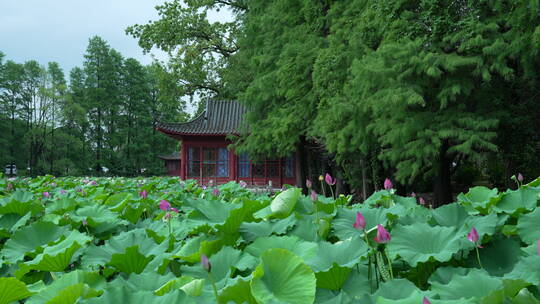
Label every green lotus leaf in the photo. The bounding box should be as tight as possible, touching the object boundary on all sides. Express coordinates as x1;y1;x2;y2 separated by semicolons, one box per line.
517;208;540;244
81;229;168;273
25;270;105;304
512;288;540;304
180;246;254;286
457;186;500;214
0;277;34;304
245;235;317;261
219;277;257;304
0;212;31;239
432;203;469;227
155;276;204;297
341;264;372;298
2;221;69;263
315;264;352;290
173;234;224;263
239;213;297;242
505;255;540;285
250;248;316;304
466;236;521;276
457;213;498;242
430;268;502;301
110;271;177;293
79;286;193;304
24;230;92;272
306;235;368;272
332;207;389;240
388;223;462;266
184;197;235;226
0;190;44;215
216;198;266;235
289;216;321;242
493;188;538;214
45;197;79;215
71;204;123;227
376;292;475;304
108;246;154;274
315;291;353;304
428;267;470;285
254;188;301;219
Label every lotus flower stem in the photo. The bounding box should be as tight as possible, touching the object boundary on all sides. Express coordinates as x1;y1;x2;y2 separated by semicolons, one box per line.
208;272;219;302
329;185;335;200
475;246;483;269
319;179;326;197
385;248;394;279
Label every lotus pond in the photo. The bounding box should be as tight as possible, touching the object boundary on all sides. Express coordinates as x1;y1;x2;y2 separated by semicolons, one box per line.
1;175;540;303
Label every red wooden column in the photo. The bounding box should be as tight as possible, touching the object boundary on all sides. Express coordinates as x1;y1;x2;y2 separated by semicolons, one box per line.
180;139;186;180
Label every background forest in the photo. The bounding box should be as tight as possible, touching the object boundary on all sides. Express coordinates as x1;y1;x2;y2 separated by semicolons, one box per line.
0;36;189;176
127;0;540;203
2;0;540;204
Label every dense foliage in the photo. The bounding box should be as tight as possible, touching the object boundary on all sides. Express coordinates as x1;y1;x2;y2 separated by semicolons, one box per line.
0;37;187;177
1;175;539;303
130;0;540;202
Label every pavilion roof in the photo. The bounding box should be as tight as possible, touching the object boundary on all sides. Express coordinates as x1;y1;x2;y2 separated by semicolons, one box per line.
156;100;246;136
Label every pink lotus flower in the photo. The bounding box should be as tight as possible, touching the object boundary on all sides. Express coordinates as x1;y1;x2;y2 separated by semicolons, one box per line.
325;173;336;186
140;189;148;199
171;207;179;213
384;178;393;190
201;254;211;272
423;297;431;304
239;180;247;188
467;227;482;248
43;192;50;198
419;197;425;205
518;173;524;182
159;200;171;211
374;224;391;243
201;185;207;190
306;179;312;188
310;190;318;201
374;224;392;244
353;212;366;230
212;188;220;196
411;192;416;197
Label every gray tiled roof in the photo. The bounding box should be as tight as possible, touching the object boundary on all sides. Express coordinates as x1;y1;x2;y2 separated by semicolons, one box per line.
156;100;246;136
157;151;180;160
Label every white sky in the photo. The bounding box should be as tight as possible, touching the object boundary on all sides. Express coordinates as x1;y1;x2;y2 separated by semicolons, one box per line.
0;1;233;114
0;0;170;74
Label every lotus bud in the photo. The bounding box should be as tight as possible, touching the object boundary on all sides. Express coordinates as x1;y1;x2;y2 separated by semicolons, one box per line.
171;207;179;213
159;199;171;211
311;190;318;201
374;224;391;243
423;297;431;304
411;192;416;197
384;178;393;190
419;197;425;205
518;173;524;182
306;179;312;188
201;254;211;272
318;175;324;181
353;212;366;230
140;189;148;199
212;188;220;196
239;180;247;188
325;173;336;186
43;192;50;198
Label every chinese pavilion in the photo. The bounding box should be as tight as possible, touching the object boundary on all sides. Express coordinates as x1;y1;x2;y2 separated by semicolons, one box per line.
156;100;297;187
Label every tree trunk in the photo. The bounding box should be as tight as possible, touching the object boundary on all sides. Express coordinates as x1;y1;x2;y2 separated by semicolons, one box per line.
297;136;309;194
433;141;453;206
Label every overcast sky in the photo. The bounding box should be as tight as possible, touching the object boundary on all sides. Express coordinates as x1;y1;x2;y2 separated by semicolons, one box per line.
0;0;168;74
